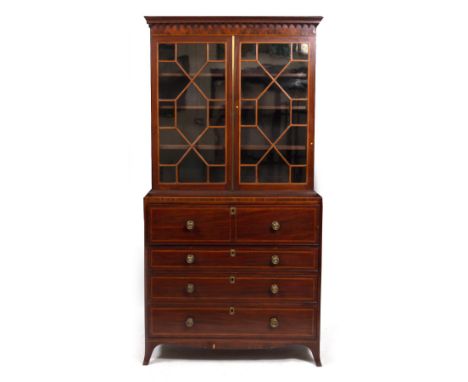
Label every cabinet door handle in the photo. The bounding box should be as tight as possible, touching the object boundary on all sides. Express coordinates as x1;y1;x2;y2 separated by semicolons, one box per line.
271;221;280;231
186;220;195;231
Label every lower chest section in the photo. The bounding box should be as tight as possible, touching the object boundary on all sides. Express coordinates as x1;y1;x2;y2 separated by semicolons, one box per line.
144;199;322;341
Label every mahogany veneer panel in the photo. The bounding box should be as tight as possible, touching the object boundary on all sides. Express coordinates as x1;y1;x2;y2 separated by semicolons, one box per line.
149;206;231;244
235;206;319;244
149;306;318;337
149;247;319;270
149;274;319;301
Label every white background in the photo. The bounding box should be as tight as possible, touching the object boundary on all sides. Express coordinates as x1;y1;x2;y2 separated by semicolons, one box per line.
1;0;467;381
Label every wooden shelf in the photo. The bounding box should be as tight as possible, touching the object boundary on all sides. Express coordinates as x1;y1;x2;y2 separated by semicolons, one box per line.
160;144;224;149
241;73;307;78
242;145;306;150
159;73;224;77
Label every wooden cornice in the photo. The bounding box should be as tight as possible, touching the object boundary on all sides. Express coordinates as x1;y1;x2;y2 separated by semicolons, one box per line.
144;16;323;36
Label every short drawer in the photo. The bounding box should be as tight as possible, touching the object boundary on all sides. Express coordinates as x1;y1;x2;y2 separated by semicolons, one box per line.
147;205;231;244
149;306;318;337
235;206;320;244
149;274;319;301
149;247;319;270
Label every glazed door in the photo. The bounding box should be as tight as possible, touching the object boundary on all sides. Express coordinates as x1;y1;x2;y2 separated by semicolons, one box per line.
235;37;314;189
153;37;232;189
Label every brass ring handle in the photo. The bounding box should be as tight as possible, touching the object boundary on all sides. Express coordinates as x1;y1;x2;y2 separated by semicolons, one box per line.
186;283;195;294
270;317;279;328
186;220;195;231
185;254;195;264
185;317;194;328
270;284;279;295
271;221;281;231
271;255;280;265
229;275;236;284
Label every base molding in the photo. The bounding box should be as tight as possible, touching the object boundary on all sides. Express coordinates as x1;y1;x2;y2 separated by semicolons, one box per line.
143;339;321;366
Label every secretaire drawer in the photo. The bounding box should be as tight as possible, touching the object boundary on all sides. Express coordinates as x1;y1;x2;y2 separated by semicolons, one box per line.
147;205;232;244
149;274;319;301
149;306;318;338
235;206;320;244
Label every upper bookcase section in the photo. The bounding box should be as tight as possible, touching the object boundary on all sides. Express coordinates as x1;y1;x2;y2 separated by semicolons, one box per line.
145;16;323;36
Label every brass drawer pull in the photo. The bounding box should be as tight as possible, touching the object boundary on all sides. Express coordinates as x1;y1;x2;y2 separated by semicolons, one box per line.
229;275;236;284
185;317;194;328
186;283;195;294
186;220;195;231
230;249;236;257
270;317;279;328
271;255;280;265
229;306;235;315
271;221;281;231
270;284;279;295
185;254;195;264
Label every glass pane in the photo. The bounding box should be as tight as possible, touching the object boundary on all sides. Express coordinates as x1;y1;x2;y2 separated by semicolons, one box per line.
241;101;256;125
277;126;307;164
195;62;225;99
291;167;306;183
177;85;207;142
158;42;226;185
196;129;225;164
160;166;176;182
258;150;289;183
240;166;256;183
209;101;225;126
178;150;207;182
159;101;175;127
241;62;270;99
292;43;308;60
258;44;290;76
209;44;225;60
160;149;186;164
159;129;187;146
159;44;175;60
158;62;189;99
177;44;207;75
241;127;269;164
239;42;309;184
292;100;307;124
241;44;256;59
209;167;225;182
277;62;308;99
258;84;290;141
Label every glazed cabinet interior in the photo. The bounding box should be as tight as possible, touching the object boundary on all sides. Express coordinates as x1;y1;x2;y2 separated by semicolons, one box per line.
153;36;315;189
143;17;323;367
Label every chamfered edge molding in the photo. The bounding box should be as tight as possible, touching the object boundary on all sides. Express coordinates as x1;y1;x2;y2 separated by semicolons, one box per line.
144;16;323;35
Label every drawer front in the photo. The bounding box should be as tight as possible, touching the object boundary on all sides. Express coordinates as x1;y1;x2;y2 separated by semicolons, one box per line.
149;275;318;301
149;306;317;337
235;206;320;244
148;206;231;244
149;247;319;270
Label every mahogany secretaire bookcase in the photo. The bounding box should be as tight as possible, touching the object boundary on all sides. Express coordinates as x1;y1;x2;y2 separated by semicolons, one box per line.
143;16;323;366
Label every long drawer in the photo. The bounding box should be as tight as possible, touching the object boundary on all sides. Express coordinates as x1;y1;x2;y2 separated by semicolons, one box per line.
147;204;320;244
149;247;319;270
148;306;318;338
148;274;319;301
